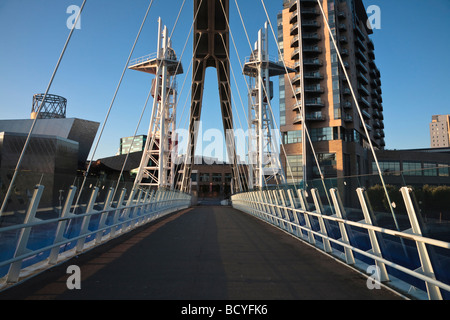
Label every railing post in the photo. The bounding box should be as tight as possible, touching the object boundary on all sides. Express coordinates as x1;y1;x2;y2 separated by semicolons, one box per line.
297;189;315;245
95;187;114;244
261;191;274;223
271;190;284;229
278;189;294;234
287;189;301;238
110;188;127;237
259;191;272;224
76;187;99;253
330;188;355;265
48;186;77;265
7;185;45;283
311;188;332;253
356;188;389;283
400;187;443;300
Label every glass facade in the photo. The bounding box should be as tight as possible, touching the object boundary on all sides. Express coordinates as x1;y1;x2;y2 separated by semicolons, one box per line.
313;153;338;178
403;162;422;176
372;161;401;176
277;12;286;127
286;155;303;184
120;135;147;155
284;131;302;144
328;0;341;120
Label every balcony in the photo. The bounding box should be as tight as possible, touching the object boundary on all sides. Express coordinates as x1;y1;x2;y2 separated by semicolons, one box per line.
290;35;299;48
358;97;371;108
291;48;300;60
356;48;367;63
374;130;381;139
302;33;321;42
289;1;297;13
355;24;366;40
292;74;302;86
293;114;303;124
356;59;368;74
306;112;326;121
290;23;299;36
289;11;298;24
303;58;323;67
358;84;370;96
373;120;382;129
293;87;302;98
304;98;325;107
302;20;320;29
372;100;380;109
358;72;369;85
303;45;322;54
339;36;348;44
343;88;351;95
355;37;367;51
301;8;320;16
373;109;380;119
344;114;353;123
304;84;324;94
362;109;371;119
343;101;352;109
293;101;302;111
303;71;323;80
337;12;346;20
338;24;347;31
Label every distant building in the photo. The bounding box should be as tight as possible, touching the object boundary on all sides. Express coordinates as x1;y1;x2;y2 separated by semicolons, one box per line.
430;115;450;148
278;0;385;184
119;135;147;155
0;94;99;211
370;148;450;187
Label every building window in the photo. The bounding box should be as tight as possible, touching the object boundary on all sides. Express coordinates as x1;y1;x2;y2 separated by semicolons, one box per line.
438;164;450;177
373;161;400;176
286;155;303;183
199;173;210;182
403;162;422;176
311;127;333;142
424;163;437;176
212;173;222;182
314;153;337;178
284;131;302;144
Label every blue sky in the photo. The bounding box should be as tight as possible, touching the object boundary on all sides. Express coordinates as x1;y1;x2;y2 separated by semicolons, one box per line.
0;0;449;160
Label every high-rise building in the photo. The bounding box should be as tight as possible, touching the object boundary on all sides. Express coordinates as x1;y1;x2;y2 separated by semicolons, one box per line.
278;0;385;184
430;115;450;148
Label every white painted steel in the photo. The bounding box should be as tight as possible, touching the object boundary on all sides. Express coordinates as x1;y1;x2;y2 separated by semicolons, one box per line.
0;184;191;286
232;188;450;300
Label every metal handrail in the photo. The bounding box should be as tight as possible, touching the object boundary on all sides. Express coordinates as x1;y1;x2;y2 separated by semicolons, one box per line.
231;187;450;300
0;185;191;287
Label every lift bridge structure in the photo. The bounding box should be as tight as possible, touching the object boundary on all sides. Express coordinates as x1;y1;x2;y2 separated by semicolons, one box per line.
0;0;449;301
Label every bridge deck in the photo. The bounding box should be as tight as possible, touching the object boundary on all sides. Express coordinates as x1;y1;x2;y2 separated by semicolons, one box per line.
0;206;403;300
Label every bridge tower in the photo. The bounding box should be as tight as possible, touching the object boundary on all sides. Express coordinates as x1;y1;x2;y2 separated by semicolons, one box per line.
129;18;183;190
180;0;242;194
243;22;291;189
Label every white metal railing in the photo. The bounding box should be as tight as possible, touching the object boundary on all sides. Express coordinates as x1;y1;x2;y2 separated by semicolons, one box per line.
231;187;450;300
0;184;191;288
129;52;158;67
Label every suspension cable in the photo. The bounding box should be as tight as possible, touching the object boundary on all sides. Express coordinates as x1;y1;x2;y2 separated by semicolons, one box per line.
314;0;398;229
259;0;335;211
0;0;87;216
73;0;155;211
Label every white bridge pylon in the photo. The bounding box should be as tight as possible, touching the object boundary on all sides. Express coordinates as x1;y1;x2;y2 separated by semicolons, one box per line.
129;18;183;190
243;22;292;190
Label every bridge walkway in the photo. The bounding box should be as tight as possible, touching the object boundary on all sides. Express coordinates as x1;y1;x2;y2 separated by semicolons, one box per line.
0;206;404;300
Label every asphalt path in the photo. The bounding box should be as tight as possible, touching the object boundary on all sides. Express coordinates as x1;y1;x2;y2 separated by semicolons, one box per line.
0;206;404;300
